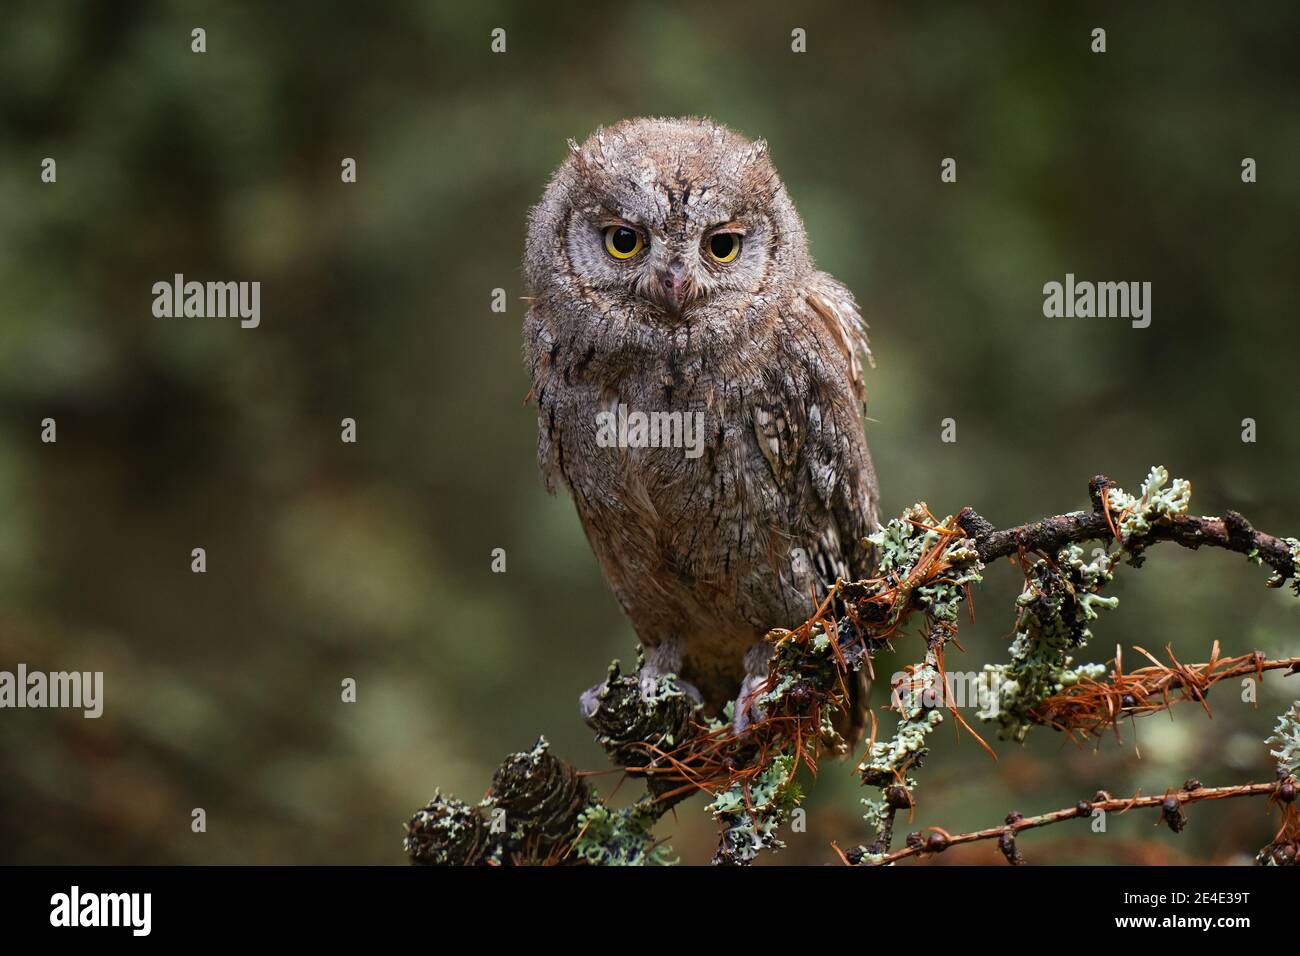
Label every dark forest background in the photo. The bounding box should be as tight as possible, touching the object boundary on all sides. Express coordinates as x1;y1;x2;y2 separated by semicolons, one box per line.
1;1;1297;864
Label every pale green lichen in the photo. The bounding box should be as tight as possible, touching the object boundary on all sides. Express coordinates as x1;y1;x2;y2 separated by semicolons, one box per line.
863;504;984;627
1287;538;1300;596
571;800;676;866
860;710;943;833
1267;702;1300;778
1105;465;1191;564
758;628;848;753
761;630;834;702
701;619;851;864
852;505;984;850
707;754;803;864
858;655;946;840
977;544;1114;741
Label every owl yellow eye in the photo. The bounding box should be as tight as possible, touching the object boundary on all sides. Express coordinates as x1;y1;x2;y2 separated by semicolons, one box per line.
603;225;644;260
706;232;742;264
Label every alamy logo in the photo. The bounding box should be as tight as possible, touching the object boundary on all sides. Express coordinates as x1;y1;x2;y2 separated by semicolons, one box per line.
890;669;1002;713
152;273;261;328
0;664;103;718
1043;273;1151;328
595;405;706;460
50;886;151;936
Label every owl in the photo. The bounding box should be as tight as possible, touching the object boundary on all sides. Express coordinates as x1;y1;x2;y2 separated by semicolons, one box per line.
523;117;879;743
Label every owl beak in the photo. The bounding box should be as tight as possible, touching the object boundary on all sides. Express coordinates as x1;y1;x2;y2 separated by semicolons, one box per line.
656;258;691;315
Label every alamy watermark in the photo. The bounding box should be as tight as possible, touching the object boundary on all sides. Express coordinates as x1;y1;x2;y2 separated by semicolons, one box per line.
152;273;260;328
890;669;1002;713
1043;273;1151;328
50;886;150;936
0;664;103;718
595;404;706;460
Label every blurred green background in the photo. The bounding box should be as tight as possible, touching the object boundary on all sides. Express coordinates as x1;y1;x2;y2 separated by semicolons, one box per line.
1;1;1297;865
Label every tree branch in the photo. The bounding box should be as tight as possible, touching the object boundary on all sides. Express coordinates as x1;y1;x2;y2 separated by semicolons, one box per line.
866;777;1298;866
404;467;1300;866
956;473;1297;584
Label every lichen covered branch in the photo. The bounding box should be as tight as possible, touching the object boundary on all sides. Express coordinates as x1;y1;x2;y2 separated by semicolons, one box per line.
957;471;1298;589
405;467;1299;866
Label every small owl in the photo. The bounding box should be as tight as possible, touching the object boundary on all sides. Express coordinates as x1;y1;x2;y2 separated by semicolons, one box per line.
523;117;879;742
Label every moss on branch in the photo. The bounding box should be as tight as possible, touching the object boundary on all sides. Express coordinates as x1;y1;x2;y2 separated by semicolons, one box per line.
405;467;1299;867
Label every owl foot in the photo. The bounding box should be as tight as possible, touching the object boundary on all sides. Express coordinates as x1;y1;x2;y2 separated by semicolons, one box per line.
732;642;774;735
732;672;768;736
639;669;702;707
578;665;701;723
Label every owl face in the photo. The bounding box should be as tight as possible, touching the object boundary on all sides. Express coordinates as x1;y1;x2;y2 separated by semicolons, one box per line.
526;118;810;332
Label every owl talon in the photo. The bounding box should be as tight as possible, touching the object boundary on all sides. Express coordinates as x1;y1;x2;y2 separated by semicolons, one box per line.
579;668;703;724
732;672;769;736
579;683;604;721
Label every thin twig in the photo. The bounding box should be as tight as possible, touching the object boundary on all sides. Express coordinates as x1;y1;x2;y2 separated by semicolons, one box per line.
866;780;1286;865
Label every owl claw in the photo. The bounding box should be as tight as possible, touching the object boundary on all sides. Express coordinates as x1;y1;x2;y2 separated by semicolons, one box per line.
579;683;603;721
579;669;703;724
732;672;768;736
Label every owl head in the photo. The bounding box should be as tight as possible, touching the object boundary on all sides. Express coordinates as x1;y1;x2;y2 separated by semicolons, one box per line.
525;117;811;339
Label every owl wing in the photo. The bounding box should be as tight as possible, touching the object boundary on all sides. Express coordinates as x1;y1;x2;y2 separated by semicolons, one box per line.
752;275;879;587
523;303;565;493
805;282;875;404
